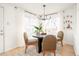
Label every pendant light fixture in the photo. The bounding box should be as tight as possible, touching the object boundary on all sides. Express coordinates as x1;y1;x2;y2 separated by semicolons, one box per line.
39;5;51;20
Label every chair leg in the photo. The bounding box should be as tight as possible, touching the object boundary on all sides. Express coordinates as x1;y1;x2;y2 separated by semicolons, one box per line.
61;41;63;46
52;50;56;56
43;51;45;56
54;50;56;56
25;46;27;53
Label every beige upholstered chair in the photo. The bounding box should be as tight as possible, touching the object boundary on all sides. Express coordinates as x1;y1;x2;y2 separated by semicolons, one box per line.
24;32;38;53
42;35;57;56
57;31;64;46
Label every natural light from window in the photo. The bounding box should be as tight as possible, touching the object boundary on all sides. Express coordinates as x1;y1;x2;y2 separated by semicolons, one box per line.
23;12;61;39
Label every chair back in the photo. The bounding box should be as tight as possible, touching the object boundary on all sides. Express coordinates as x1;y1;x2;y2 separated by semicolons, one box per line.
24;32;28;44
57;31;64;40
42;35;57;51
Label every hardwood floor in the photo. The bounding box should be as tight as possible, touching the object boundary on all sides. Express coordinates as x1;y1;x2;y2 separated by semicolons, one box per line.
61;44;75;56
0;43;75;56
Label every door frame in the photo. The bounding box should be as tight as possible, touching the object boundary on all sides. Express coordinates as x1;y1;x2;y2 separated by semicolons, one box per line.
0;6;5;53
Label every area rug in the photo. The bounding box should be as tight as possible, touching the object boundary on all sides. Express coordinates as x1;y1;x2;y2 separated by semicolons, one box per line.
15;44;62;56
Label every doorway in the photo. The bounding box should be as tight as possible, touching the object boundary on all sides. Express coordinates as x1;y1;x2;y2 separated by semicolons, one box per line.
0;7;5;53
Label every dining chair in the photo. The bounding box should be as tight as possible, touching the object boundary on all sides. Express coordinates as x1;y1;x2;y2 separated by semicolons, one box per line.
42;35;57;56
57;31;64;46
23;32;38;53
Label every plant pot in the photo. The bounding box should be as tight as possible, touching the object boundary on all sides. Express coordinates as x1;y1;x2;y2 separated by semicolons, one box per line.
36;32;40;35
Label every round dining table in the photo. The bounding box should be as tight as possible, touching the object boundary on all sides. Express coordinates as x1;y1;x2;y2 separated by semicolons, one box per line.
33;35;46;53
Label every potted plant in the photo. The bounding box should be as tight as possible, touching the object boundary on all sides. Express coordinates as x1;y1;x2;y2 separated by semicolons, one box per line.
34;23;43;35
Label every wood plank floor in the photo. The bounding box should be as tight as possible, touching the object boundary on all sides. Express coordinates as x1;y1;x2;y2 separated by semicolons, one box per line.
0;43;75;56
61;44;75;56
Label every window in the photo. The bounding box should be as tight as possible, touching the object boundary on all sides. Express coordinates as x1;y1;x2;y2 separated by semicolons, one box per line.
42;13;60;35
23;13;39;39
23;13;61;39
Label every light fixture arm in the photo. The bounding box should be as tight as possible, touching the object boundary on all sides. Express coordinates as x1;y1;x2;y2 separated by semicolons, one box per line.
39;4;51;20
43;5;46;20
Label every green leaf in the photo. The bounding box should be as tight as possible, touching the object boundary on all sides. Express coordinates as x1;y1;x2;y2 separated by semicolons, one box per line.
34;26;39;29
34;23;43;33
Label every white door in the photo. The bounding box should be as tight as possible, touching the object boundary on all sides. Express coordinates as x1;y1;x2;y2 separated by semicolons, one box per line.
0;7;4;53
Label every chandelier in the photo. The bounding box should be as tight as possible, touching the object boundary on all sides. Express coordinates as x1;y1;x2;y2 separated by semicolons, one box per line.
39;5;51;20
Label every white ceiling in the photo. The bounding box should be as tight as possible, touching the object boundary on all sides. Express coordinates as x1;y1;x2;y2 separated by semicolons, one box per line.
0;3;75;15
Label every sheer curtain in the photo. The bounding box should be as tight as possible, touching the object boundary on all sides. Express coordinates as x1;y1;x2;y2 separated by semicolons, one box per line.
23;12;61;39
23;12;39;39
42;13;61;35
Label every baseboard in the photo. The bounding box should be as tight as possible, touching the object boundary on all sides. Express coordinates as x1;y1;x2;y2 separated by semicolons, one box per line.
74;46;77;56
63;41;73;46
73;44;79;56
0;46;20;54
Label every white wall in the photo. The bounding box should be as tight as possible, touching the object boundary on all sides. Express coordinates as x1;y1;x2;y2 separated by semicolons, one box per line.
63;5;76;45
74;4;79;56
0;4;37;53
0;4;25;52
15;8;25;47
3;5;18;51
58;12;64;31
0;7;4;53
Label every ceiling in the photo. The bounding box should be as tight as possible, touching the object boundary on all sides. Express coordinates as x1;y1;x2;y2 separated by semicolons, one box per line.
0;3;75;15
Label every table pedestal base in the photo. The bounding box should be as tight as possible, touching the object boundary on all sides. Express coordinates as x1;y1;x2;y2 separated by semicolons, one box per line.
38;38;43;53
